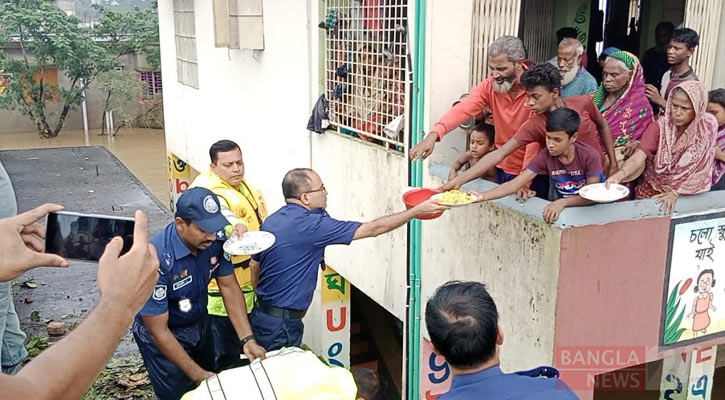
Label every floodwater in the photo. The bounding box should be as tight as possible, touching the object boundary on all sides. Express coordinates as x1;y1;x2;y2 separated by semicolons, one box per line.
0;128;169;206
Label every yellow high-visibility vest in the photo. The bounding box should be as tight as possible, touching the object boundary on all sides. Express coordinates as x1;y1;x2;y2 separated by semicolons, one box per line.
190;170;268;314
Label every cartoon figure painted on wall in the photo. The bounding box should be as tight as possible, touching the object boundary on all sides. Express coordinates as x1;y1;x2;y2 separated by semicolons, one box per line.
688;269;716;337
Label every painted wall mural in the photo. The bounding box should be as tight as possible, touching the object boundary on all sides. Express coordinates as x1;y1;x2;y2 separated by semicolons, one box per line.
320;267;351;368
662;212;725;346
167;151;193;213
420;338;452;399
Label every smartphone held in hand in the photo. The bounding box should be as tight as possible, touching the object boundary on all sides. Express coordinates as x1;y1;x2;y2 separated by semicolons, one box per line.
45;211;135;262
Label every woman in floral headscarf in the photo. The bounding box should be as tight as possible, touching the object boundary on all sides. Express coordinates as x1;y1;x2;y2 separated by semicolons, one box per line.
592;51;654;148
606;80;718;214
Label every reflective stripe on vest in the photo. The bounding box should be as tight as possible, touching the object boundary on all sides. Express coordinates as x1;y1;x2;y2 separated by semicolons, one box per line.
205;375;227;400
250;359;277;399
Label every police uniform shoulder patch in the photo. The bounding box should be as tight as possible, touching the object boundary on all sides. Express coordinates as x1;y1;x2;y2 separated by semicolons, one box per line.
203;195;219;213
152;285;167;301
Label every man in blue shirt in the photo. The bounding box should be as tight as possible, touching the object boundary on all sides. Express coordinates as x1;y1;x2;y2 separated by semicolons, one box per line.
425;281;579;399
250;168;448;351
133;188;265;400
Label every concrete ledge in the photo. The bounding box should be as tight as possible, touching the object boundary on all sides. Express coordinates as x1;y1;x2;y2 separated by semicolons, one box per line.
429;163;725;228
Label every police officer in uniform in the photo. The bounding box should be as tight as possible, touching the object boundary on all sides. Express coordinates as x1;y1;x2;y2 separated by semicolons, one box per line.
425;281;579;399
190;140;268;370
250;168;448;351
133;188;265;400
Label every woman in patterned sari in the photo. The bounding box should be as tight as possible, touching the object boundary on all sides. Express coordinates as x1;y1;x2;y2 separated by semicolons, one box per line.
606;80;718;214
592;50;654;150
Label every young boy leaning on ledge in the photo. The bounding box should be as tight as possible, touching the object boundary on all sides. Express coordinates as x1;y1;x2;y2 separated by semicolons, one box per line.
469;107;604;223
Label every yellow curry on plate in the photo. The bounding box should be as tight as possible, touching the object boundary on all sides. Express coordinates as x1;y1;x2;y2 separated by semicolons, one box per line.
437;190;474;204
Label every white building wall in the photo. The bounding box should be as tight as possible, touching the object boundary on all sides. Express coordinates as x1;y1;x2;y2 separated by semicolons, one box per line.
311;132;409;321
419;173;562;372
158;0;314;212
424;0;474;167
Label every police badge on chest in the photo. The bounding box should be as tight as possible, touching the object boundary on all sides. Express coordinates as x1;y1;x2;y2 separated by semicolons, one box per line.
178;298;192;313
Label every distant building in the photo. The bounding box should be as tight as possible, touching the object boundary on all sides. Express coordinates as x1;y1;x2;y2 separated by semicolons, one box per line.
0;44;163;134
54;0;76;16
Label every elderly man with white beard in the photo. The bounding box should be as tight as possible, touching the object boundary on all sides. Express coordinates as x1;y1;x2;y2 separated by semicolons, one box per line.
411;36;550;200
557;38;598;98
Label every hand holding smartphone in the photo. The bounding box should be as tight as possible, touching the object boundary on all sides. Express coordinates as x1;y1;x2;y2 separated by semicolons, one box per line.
45;211;136;262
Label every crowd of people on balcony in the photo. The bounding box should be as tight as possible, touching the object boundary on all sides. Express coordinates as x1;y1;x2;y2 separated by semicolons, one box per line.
413;25;725;221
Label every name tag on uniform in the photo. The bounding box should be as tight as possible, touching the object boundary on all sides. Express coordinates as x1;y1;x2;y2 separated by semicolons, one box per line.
172;275;193;291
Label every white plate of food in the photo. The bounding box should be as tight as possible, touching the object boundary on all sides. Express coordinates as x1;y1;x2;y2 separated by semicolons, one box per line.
223;231;276;255
431;190;479;207
579;183;629;203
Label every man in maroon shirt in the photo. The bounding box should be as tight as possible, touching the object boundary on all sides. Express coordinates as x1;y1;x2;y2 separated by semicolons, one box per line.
471;108;603;223
444;63;617;194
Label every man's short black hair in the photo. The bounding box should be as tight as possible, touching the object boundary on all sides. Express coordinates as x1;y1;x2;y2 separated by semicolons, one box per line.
425;281;498;370
352;368;384;400
655;21;675;34
556;27;578;43
471;121;495;144
546;107;581;136
672;27;699;49
209;140;241;164
708;88;725;109
282;168;314;199
521;62;561;92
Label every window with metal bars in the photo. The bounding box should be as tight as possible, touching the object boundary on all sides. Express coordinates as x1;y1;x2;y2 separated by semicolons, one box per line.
467;0;521;125
323;0;408;151
139;71;163;103
469;0;521;89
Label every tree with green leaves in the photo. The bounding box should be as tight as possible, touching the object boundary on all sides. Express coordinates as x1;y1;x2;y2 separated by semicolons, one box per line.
92;3;160;71
0;0;111;137
0;0;160;138
92;4;160;134
96;69;144;135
